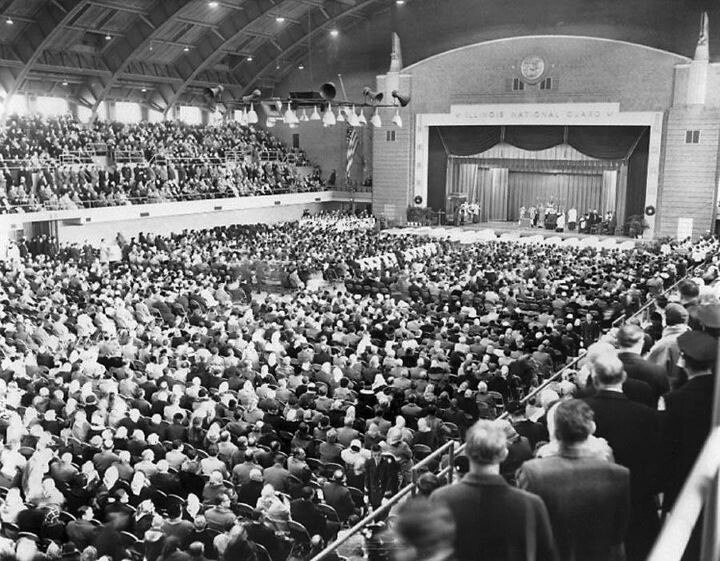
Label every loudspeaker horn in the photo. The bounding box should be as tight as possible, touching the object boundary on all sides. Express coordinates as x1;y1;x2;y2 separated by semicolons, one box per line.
204;85;224;100
392;90;411;107
241;89;262;103
362;86;384;103
413;195;423;205
319;82;337;101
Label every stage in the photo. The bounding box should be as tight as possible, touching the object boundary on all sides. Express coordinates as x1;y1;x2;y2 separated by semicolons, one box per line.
392;219;642;248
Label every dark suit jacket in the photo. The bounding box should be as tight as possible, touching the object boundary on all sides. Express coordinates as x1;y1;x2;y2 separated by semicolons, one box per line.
583;390;660;504
290;498;327;538
431;472;557;561
618;352;669;400
364;456;392;508
661;374;715;509
577;377;655;409
518;453;630;561
322;481;355;522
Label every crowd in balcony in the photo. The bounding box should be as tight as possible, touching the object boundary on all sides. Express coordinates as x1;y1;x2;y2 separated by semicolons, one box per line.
0;215;718;561
0;115;324;213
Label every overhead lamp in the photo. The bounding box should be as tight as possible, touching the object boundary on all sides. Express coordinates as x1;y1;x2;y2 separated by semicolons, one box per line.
371;109;382;128
358;108;367;126
105;34;112;41
336;108;345;122
208;1;219;7
247;103;258;124
238;108;248;126
392;108;402;128
283;104;299;125
141;87;147;93
329;29;339;37
310;105;321;121
299;108;309;122
396;0;405;4
297;64;304;70
5;17;12;25
347;106;360;127
246;56;253;62
275;16;285;22
62;81;68;86
322;104;336;126
183;46;190;52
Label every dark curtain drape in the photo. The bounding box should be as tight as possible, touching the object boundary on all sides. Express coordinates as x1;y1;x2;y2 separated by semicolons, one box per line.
625;129;649;219
567;126;645;159
504;126;565;151
427;127;448;210
436;126;502;156
428;125;650;216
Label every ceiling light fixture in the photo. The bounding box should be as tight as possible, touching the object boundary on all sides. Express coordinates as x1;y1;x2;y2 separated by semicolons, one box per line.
247;103;258;124
246;56;253;62
310;105;321;121
298;64;304;70
392;108;403;127
329;29;339;37
371;109;382;128
275;16;285;22
141;87;147;93
183;46;190;52
5;18;12;25
62;81;68;86
105;34;112;40
208;1;219;7
396;0;405;4
322;104;336;126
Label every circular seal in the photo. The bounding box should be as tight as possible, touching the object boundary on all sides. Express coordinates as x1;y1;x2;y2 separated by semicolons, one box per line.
520;55;546;82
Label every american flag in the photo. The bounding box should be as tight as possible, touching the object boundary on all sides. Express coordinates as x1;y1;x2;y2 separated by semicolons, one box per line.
346;125;359;181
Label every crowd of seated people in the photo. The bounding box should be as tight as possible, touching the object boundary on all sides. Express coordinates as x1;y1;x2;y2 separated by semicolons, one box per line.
0;214;717;561
0;115;324;213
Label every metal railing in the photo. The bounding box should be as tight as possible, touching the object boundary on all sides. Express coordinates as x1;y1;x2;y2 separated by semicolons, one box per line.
309;260;701;561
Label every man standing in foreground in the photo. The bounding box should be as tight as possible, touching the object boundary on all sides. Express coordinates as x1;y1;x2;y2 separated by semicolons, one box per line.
517;399;630;561
431;420;558;561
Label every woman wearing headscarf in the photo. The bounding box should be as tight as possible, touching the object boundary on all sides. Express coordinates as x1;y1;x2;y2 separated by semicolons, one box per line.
0;487;25;524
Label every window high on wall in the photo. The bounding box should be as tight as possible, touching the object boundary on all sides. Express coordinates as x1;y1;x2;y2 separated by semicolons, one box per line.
4;95;28;116
76;105;93;123
178;105;201;125
116;102;142;123
37;96;68;117
148;108;164;123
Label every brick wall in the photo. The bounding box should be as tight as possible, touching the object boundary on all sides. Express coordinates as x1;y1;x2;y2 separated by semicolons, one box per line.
657;107;720;238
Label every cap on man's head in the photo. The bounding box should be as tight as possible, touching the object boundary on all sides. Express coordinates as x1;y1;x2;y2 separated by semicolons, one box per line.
678;330;718;366
350;439;361;450
665;303;689;326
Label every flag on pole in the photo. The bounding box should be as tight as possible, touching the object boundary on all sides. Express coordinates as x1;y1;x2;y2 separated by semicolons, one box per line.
346;125;359;183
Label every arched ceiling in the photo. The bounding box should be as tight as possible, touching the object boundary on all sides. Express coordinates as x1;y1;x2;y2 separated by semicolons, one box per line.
0;0;715;113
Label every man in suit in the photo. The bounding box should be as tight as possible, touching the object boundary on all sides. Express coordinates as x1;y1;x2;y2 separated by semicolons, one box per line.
364;445;392;511
322;470;356;523
583;351;661;561
290;487;327;539
616;323;669;401
661;330;717;560
518;399;630;561
431;420;557;561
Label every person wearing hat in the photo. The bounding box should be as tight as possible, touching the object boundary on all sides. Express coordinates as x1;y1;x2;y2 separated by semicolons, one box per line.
615;324;669;401
646;303;691;388
661;330;717;525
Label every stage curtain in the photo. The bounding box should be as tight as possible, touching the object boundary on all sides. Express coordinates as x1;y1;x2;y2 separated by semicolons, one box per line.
507;170;603;221
567;126;645;159
602;170;618;216
477;167;493;221
427;126;448;210
626;129;650;219
446;158;479;202
436;126;502;156
489;168;509;220
616;163;628;227
504;125;565;151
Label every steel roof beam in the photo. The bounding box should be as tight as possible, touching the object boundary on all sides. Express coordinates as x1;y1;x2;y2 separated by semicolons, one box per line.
1;0;92;119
